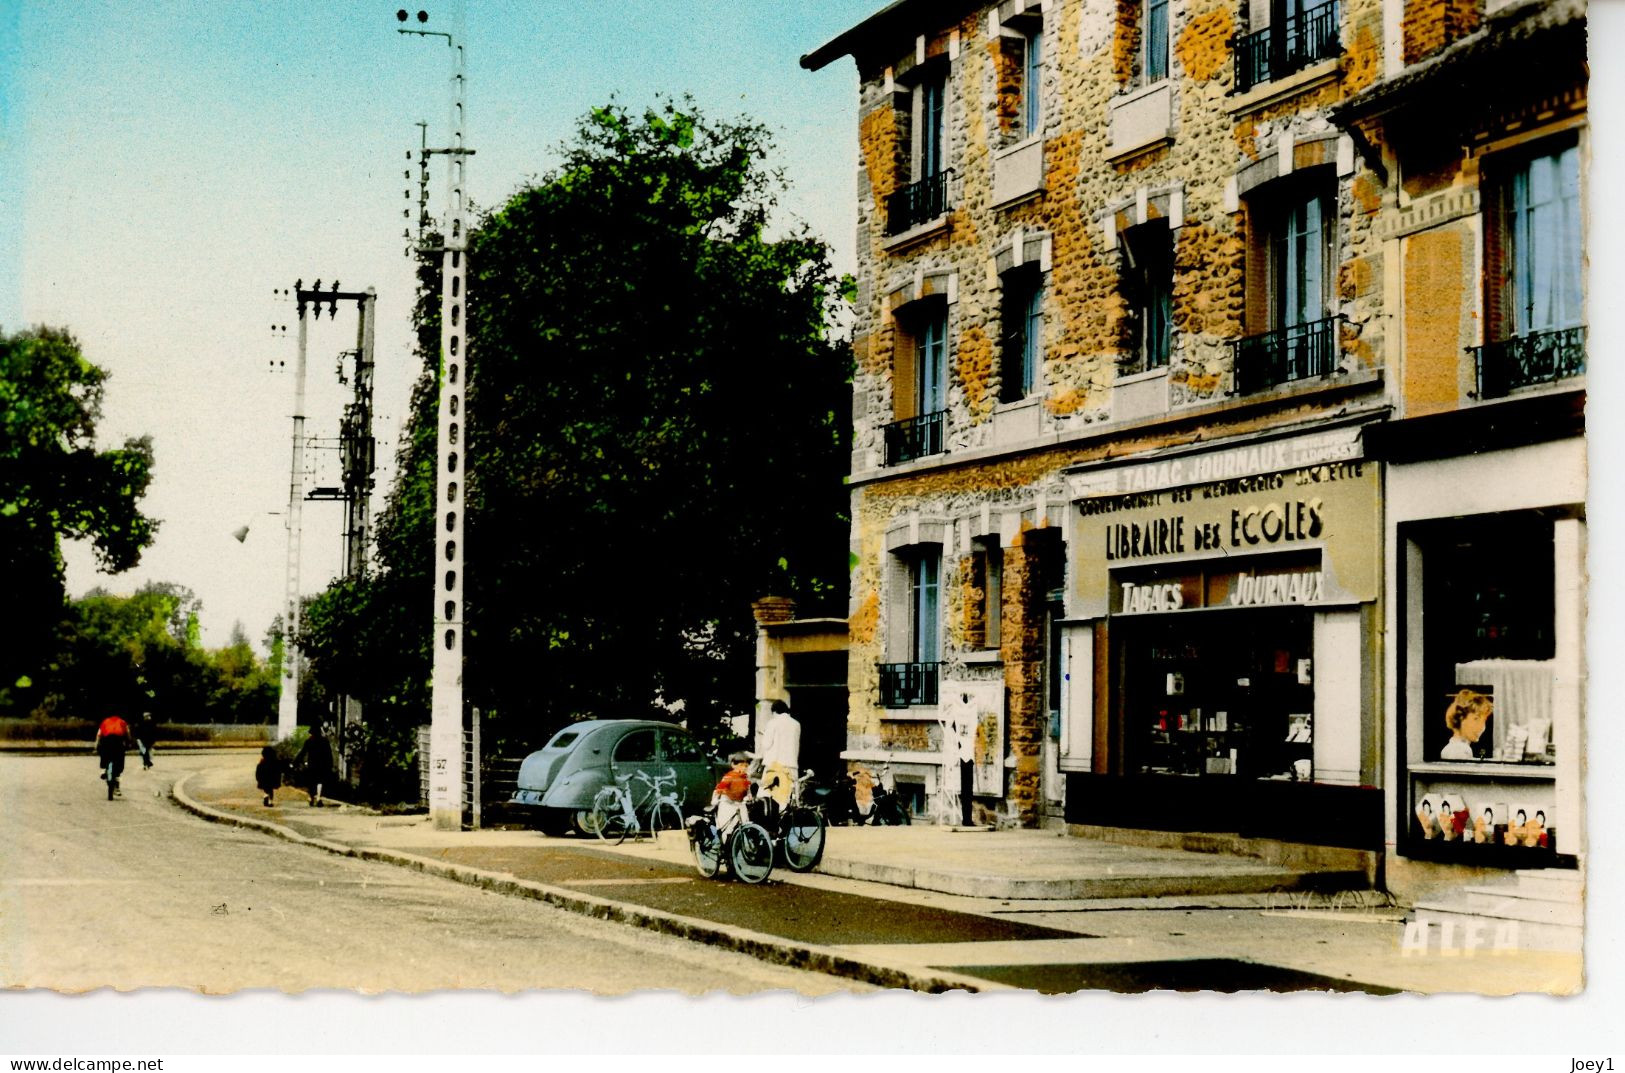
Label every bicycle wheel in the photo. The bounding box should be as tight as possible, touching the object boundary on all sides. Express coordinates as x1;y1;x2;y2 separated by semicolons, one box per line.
691;822;723;877
780;807;827;872
603;812;632;845
105;762;115;801
650;801;684;841
727;822;775;885
590;787;623;842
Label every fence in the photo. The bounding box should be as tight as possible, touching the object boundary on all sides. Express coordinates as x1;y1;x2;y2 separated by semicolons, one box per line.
416;710;525;829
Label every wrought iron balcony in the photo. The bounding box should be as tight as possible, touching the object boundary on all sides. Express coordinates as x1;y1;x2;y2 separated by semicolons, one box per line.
1232;316;1338;395
1472;325;1586;400
885;169;955;236
883;410;946;466
878;662;941;709
1233;0;1340;93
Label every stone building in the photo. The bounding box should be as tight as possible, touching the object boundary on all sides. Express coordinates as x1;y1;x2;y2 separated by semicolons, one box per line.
802;0;1585;896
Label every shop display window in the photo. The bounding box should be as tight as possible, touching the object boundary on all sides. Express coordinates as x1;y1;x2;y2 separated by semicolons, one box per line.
1422;516;1555;765
1126;609;1314;781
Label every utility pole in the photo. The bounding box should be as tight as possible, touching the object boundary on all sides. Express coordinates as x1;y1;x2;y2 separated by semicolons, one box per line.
276;281;378;743
397;5;473;831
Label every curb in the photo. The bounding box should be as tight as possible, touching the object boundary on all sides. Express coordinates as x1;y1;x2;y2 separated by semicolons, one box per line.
170;771;993;994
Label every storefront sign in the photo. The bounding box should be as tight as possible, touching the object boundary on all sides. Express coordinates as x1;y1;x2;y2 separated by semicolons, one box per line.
1067;426;1363;498
1110;565;1325;614
1074;447;1380;617
1227;570;1326;606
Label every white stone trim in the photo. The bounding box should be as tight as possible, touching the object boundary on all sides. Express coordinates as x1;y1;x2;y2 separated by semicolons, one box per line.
1337;134;1355;178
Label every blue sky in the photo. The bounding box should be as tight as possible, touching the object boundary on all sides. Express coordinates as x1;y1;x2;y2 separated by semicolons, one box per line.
2;0;877;647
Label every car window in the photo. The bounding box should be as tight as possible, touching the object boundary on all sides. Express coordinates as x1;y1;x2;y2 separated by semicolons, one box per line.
661;730;706;762
614;729;657;763
546;731;579;750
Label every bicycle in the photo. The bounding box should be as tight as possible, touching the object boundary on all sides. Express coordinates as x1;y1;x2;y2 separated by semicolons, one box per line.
588;768;684;845
103;758;119;800
759;769;827;873
685;805;775;884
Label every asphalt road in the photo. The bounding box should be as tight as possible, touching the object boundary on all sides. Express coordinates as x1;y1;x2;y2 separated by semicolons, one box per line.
0;751;863;995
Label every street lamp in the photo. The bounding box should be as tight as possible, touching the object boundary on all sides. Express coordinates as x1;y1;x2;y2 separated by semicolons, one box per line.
396;4;472;832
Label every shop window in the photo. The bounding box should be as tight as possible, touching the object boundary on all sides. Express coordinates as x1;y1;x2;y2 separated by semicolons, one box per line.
1119;220;1174;376
1478;137;1585;398
880;546;942;707
999;266;1044;402
885;301;948;465
1235;174;1338;394
1420;516;1555;766
1125;609;1315;781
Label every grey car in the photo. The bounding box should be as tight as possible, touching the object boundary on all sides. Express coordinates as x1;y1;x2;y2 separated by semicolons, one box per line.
509;719;726;835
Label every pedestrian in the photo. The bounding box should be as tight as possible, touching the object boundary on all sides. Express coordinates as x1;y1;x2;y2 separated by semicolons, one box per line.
95;711;132;796
754;698;801;808
295;724;335;807
131;711;156;769
255;746;284;807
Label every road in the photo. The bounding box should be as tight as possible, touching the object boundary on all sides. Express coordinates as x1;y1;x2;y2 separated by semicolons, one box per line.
0;751;862;994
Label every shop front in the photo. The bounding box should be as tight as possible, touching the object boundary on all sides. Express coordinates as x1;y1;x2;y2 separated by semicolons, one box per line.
1056;426;1384;852
1367;398;1586;887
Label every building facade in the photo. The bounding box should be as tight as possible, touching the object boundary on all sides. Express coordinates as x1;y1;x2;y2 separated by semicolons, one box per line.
804;0;1585;893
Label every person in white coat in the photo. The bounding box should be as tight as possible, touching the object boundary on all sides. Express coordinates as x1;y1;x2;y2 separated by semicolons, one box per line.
755;699;801;808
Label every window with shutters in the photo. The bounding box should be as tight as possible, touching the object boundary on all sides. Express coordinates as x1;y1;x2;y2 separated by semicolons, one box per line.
1234;173;1338;394
1476;136;1585;398
884;300;949;464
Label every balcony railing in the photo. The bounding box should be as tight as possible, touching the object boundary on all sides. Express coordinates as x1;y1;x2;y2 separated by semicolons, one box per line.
885;169;954;236
1232;316;1338;395
878;662;941;708
1473;325;1587;400
883;410;946;465
1233;0;1340;93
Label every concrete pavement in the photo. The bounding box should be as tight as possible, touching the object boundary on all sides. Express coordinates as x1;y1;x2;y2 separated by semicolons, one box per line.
172;757;1584;995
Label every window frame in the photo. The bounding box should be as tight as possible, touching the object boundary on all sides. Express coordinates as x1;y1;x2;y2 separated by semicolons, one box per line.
1120;219;1175;375
1491;138;1584;341
917;72;947;182
907;546;943;665
999;265;1045;402
1145;0;1170;84
1022;22;1044;136
916;302;949;416
1261;176;1337;333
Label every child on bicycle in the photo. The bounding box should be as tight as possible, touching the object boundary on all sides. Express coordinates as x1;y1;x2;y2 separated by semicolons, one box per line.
710;751;754;831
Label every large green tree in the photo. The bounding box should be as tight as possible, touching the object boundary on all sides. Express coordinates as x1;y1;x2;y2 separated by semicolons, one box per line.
1;327;157;713
304;101;851;777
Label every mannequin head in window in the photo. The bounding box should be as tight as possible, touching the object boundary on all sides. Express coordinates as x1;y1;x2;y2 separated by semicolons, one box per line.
1443;689;1492;755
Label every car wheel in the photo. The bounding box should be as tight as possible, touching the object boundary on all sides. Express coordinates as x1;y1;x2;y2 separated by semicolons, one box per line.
572;809;602;837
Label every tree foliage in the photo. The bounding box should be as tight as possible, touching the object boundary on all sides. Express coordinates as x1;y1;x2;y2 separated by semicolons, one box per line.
303;100;851;781
0;327;158;712
33;584;278;723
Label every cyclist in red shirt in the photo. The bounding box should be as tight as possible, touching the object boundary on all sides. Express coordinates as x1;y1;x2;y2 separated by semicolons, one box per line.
96;713;131;797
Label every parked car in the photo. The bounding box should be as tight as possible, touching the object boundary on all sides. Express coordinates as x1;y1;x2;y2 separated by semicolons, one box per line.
509;719;727;836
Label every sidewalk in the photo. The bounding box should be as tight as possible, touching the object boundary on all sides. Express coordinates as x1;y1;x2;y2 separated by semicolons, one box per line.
173;758;1583;995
